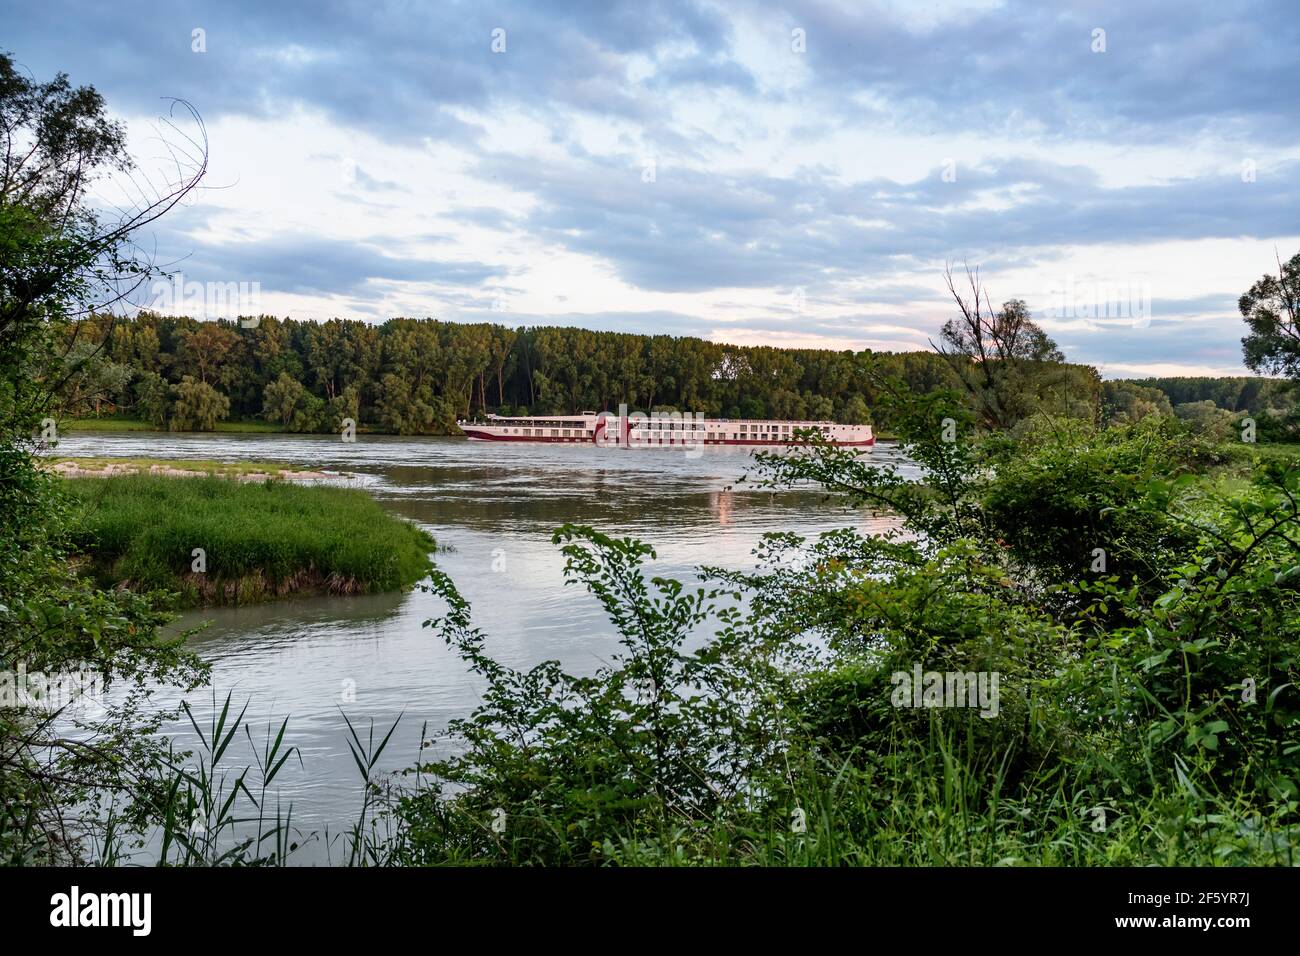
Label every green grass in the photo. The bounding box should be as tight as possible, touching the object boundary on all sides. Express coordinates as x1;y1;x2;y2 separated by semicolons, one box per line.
61;416;155;431
64;475;435;606
211;420;285;433
50;456;320;479
1234;440;1300;463
605;782;1296;867
1194;440;1300;490
62;417;283;433
398;726;1298;867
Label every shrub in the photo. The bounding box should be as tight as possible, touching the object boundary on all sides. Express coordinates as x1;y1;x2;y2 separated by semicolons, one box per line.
389;385;1300;866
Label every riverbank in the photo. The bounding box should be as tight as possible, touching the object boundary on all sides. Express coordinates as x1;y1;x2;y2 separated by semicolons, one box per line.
48;456;338;481
62;417;285;433
64;475;435;607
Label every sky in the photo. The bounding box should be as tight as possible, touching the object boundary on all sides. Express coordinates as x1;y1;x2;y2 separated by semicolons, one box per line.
6;0;1299;377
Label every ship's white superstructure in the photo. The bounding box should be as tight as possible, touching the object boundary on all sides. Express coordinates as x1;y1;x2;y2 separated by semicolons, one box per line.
456;412;874;447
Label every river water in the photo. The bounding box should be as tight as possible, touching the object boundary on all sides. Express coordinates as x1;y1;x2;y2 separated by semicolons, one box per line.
53;431;916;861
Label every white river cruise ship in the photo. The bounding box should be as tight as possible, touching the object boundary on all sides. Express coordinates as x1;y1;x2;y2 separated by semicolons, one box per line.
456;412;874;447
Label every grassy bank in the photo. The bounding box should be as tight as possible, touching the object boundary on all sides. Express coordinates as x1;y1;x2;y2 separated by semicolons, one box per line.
62;417;284;433
64;475;434;606
1227;440;1300;464
48;456;333;480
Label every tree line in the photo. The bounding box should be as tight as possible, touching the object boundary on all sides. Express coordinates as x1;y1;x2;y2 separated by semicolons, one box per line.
1100;377;1298;440
60;311;1108;434
1126;375;1294;412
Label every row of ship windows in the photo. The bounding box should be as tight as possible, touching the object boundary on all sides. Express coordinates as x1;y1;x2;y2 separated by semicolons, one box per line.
632;423;832;432
496;427;832;438
504;422;832;432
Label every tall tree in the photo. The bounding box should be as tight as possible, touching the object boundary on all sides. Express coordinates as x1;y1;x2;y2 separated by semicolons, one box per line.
180;320;236;385
0;51;207;860
934;265;1066;430
1240;250;1300;379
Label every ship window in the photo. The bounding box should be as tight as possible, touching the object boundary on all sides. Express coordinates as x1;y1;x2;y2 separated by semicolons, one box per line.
523;428;532;436
550;429;560;437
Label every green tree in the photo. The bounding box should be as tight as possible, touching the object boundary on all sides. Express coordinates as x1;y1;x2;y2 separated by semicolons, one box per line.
1241;250;1300;379
170;375;230;431
935;266;1069;430
837;394;870;425
58;339;133;416
1102;380;1173;424
180;321;237;385
134;369;170;427
1173;399;1238;439
375;371;434;434
328;381;361;433
1;51;207;861
262;370;309;428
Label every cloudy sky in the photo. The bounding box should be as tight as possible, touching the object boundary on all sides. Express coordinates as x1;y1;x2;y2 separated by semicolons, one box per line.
7;0;1299;376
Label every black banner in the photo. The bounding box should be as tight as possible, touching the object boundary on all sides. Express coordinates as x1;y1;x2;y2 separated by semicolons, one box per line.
0;866;1285;942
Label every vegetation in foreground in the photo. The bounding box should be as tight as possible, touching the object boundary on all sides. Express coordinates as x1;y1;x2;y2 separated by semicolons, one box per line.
64;475;434;607
389;401;1299;866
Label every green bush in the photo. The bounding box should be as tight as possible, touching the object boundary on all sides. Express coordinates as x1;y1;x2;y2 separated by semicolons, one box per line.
391;386;1300;866
980;417;1198;587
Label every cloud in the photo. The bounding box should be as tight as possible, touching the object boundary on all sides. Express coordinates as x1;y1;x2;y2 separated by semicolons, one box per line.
352;165;407;193
150;228;500;297
1;0;746;145
11;2;1295;148
477;150;1300;293
7;0;1298;375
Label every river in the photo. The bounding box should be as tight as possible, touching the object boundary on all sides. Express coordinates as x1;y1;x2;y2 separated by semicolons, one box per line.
52;431;916;862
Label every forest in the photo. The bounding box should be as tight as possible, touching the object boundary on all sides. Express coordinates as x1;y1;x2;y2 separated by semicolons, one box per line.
65;311;1106;434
